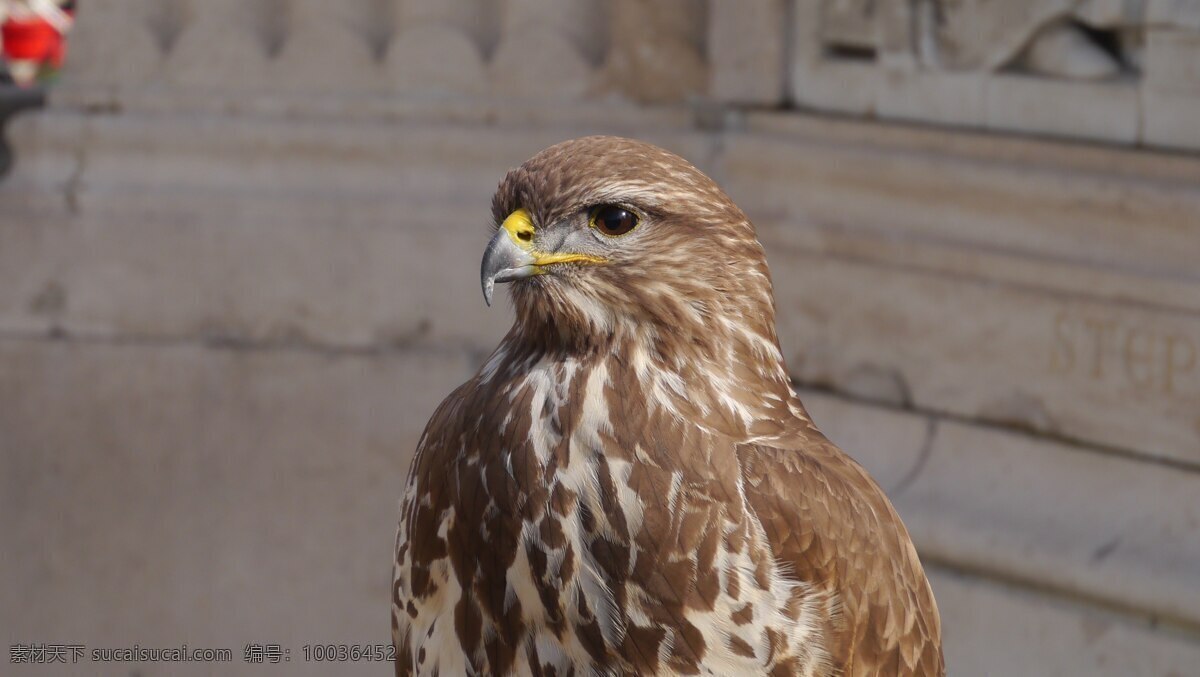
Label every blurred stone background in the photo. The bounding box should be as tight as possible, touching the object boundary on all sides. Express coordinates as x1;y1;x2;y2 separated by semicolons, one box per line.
2;1;1199;675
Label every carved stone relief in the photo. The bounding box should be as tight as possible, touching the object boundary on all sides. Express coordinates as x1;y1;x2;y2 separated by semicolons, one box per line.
790;0;1200;149
816;0;1135;78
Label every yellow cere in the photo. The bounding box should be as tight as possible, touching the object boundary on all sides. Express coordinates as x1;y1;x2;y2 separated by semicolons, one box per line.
501;209;608;268
501;208;536;248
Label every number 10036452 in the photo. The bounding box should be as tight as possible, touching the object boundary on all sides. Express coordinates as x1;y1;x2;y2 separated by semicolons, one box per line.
302;644;395;662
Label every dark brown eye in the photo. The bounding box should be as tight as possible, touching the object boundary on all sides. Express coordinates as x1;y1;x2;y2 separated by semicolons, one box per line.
591;205;638;237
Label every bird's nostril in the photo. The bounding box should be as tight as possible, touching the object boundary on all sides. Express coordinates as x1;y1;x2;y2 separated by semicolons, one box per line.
517;230;533;242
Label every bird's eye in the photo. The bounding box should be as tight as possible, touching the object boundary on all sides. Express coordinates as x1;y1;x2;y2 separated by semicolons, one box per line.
590;205;639;237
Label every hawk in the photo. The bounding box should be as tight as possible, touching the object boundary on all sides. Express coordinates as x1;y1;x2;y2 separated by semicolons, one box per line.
392;136;944;676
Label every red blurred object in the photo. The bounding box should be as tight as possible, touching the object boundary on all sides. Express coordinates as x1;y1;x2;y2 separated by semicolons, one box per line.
2;14;67;69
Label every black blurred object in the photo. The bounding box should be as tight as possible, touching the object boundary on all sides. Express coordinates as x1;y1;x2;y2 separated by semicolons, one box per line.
0;80;46;179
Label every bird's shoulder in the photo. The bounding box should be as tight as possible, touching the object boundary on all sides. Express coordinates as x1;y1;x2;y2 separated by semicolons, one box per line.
736;424;945;676
407;374;499;472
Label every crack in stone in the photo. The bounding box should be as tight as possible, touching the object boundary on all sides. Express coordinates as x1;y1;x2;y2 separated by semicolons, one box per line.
63;133;87;216
891;416;937;497
1091;536;1122;563
0;325;480;361
788;376;1200;477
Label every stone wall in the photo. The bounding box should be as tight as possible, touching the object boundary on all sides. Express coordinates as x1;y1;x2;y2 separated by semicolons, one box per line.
2;2;1199;675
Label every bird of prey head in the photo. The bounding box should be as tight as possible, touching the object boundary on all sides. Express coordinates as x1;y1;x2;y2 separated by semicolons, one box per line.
481;136;779;367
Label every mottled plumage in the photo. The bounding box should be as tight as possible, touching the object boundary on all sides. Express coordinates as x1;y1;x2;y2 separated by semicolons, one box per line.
392;136;944;676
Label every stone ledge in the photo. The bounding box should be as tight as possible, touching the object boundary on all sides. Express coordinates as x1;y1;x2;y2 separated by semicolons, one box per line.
5;110;717;203
47;84;705;130
742;111;1200;187
928;564;1200;676
754;215;1200;317
912;420;1200;631
790;52;1151;146
801;390;1200;630
985;74;1140;144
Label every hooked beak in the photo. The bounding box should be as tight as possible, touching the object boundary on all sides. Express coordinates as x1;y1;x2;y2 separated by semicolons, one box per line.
480;223;538;307
480;209;605;306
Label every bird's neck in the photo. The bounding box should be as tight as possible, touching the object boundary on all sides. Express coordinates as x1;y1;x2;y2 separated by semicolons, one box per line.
491;314;801;441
